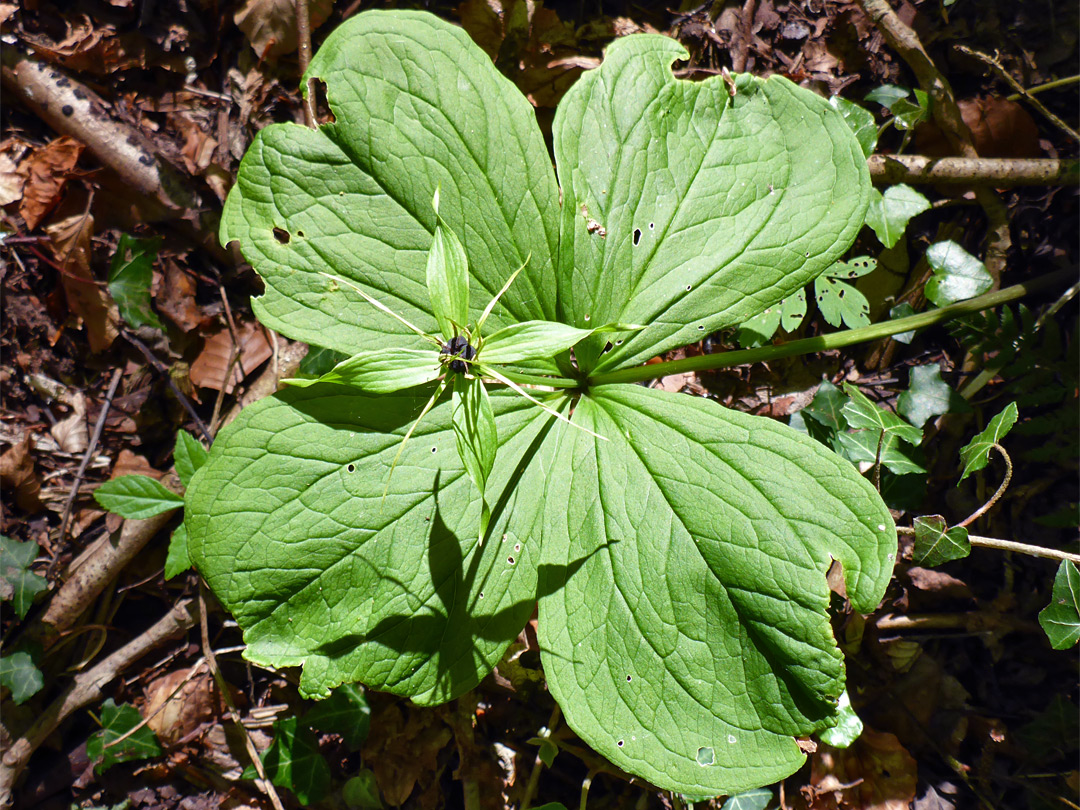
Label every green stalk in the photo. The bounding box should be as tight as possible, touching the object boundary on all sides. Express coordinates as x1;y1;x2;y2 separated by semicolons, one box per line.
487;367;581;389
589;270;1073;388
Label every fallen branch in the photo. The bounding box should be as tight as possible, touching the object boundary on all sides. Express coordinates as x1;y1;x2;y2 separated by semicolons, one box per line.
868;154;1080;186
0;600;197;806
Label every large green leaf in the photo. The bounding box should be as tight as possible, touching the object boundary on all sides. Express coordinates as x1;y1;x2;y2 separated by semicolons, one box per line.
186;384;556;703
220;11;560;355
537;385;896;795
552;36;870;373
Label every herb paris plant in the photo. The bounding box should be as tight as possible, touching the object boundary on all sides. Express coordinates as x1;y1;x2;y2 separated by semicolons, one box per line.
186;10;896;796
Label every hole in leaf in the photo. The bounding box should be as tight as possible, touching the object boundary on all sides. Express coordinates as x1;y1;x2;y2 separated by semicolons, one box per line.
272;227;290;244
615;339;623;345
696;746;715;766
617;740;624;747
727;734;737;744
507;556;515;565
686;284;692;291
649;222;655;230
431;447;437;453
584;314;591;322
633;228;641;246
479;591;484;599
626;675;632;682
697;325;705;330
347;464;355;473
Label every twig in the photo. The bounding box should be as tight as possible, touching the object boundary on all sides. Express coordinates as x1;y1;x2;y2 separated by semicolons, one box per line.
955;46;1080;143
52;368;124;578
867;155;1079;186
1007;74;1079;100
198;584;286;810
966;536;1080;565
122;330;212;444
296;0;317;128
0;600;197;805
857;0;1011;283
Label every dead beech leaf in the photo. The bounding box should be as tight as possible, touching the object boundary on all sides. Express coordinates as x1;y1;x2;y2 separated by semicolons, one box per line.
111;449;162;480
172;113;219;175
158;259;202;332
363;704;452;806
0;434;44;512
810;728;918;810
19;136;84;230
143;667;220;745
44;198;119;352
234;0;333;58
0;140;29;206
50;390;89;453
190;322;272;393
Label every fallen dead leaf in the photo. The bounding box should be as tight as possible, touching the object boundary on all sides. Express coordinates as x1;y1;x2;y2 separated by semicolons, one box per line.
110;449;162;480
190;322;272;394
143;667;220;745
158;258;203;332
19;136;84;230
0;139;30;207
0;433;44;512
50;390;88;453
809;727;918;810
44;195;119;352
364;703;452;806
233;0;333;58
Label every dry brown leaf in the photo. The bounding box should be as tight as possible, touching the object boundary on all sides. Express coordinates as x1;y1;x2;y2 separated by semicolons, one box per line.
0;140;29;206
0;433;44;512
19;136;84;230
50;390;88;453
143;667;220;745
111;449;162;480
190;322;272;393
172;114;219;175
364;704;452;806
44;197;119;352
158;258;203;332
809;728;918;810
233;0;333;58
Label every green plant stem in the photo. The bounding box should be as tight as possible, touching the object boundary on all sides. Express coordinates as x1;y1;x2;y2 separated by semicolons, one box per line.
589;269;1074;388
490;368;580;389
957;444;1012;529
1007;74;1079;99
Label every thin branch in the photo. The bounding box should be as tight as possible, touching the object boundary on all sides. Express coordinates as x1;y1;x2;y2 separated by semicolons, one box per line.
957;444;1012;529
52;368;123;577
868;155;1079;187
199;585;286;810
955;46;1080;143
122;330;212;444
966;536;1080;565
296;0;317;128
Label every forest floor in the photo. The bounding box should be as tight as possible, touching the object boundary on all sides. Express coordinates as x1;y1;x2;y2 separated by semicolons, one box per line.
1;0;1077;809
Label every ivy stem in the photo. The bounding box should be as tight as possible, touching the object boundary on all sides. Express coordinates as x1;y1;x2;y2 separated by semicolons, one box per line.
588;269;1073;388
956;444;1012;529
520;703;561;810
898;526;1080;564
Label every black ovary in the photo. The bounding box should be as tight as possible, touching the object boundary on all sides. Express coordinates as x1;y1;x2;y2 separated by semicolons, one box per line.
440;335;476;372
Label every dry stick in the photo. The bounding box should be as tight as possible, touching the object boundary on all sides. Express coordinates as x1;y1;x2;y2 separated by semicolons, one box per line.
867;154;1079;186
122;330;212;444
955;46;1080;143
858;0;1011;283
218;284;248;380
296;0;317;128
198;584;286;810
0;600;197;806
52;368;124;578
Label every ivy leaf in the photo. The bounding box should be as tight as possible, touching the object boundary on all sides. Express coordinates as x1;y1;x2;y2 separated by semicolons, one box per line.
0;535;48;619
427;189;471;340
864;185;930;249
841;383;923;446
0;648;44;704
553;35;870;374
959;402;1018;481
244;715;330;805
186;385;552;703
219;11;560;356
164;522;191;580
721;789;773;810
87;699;162;772
538;385;896;796
452;374;498;543
108;234;164;331
303;683;371;749
174;431;208;489
802;379;848;433
829;96;877;159
1039;561;1079;650
925;241;993;307
889;89;929;130
285;348;442;393
864;84;910;108
343;770;384;809
897;364;970;428
912;515;971;567
94;475;183;519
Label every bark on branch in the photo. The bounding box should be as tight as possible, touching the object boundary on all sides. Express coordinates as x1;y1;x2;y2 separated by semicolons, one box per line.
869;155;1080;187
